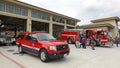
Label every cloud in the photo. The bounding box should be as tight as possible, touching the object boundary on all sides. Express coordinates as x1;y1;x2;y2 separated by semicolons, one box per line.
18;0;120;25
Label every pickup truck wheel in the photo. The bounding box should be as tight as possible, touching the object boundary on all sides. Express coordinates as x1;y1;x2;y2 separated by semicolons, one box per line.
19;45;23;53
39;49;49;62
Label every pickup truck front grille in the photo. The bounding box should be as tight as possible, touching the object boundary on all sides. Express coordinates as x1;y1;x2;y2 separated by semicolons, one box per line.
56;44;68;50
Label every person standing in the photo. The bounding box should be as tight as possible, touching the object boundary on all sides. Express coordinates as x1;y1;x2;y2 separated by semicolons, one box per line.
115;36;119;47
82;36;86;49
75;36;81;48
79;36;83;48
90;36;95;50
110;37;114;46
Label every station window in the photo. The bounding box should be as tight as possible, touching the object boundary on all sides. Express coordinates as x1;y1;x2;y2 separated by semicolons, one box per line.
21;8;28;16
60;18;65;23
1;2;28;16
32;10;39;18
53;16;65;23
6;4;14;13
41;13;50;20
14;6;21;15
37;12;42;19
46;15;50;20
0;2;5;11
32;10;50;21
66;19;76;26
53;16;58;22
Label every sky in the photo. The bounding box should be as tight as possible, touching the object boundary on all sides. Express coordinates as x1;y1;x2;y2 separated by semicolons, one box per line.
18;0;120;26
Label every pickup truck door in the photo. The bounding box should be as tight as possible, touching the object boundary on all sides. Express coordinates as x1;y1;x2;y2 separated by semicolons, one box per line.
22;34;39;56
26;34;39;55
22;34;33;52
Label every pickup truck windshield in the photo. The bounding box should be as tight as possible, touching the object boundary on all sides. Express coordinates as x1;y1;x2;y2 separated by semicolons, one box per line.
38;34;56;41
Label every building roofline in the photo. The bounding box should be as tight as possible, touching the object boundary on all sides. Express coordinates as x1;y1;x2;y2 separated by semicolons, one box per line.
5;0;80;22
91;16;120;23
78;23;114;29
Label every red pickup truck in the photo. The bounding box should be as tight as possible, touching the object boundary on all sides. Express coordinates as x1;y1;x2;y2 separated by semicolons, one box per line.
16;32;70;62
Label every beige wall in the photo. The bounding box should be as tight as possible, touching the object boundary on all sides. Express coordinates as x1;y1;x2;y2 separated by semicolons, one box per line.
90;27;108;30
93;20;119;37
83;27;108;30
94;20;116;26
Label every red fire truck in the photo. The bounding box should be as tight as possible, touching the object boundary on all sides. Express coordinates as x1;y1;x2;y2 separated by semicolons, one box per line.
96;29;111;45
61;29;83;44
61;29;111;46
86;29;110;46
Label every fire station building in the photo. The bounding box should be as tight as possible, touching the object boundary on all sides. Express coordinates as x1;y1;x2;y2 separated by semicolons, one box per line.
0;0;80;39
77;17;120;37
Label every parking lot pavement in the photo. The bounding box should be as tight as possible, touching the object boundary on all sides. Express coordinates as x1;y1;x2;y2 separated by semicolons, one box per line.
0;44;120;68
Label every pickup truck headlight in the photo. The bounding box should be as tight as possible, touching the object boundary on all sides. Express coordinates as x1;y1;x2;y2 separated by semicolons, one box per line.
50;46;57;51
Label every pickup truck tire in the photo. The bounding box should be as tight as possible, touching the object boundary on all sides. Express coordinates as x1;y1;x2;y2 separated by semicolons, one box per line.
18;45;23;53
39;49;49;62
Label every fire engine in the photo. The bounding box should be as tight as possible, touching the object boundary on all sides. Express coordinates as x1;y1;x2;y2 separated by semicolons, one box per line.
61;29;83;44
61;29;111;46
96;29;109;45
85;29;110;46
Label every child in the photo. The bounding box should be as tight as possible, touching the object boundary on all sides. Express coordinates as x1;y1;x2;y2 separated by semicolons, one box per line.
82;36;86;49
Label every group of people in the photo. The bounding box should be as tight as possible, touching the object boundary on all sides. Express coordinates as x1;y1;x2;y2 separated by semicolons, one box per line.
75;35;95;50
75;35;119;50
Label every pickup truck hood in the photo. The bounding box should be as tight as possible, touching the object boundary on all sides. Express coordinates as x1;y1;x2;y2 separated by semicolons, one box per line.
39;40;67;46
